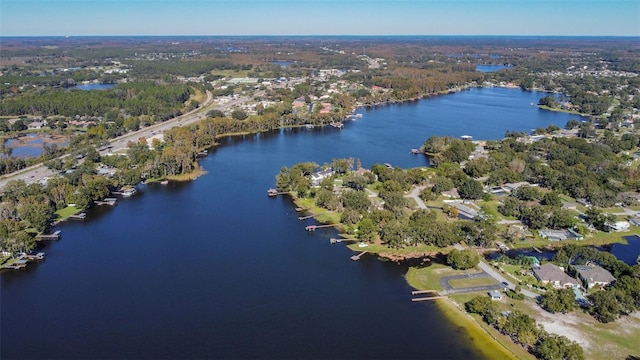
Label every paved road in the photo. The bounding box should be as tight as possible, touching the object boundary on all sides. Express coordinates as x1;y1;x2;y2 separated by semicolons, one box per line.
405;186;428;209
0;91;248;190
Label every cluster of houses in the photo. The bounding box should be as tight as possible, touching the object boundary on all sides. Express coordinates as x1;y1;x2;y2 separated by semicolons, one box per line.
532;263;615;290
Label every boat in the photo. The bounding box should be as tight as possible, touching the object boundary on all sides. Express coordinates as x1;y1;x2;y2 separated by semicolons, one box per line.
160;180;169;185
461;135;473;141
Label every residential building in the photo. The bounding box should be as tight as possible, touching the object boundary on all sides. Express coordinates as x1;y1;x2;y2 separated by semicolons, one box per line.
532;263;579;288
573;265;616;289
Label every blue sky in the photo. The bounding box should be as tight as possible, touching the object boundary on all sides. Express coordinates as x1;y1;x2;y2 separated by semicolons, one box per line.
1;0;639;36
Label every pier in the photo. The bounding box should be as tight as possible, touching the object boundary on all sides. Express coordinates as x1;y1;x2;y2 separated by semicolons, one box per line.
21;252;45;261
2;259;28;270
410;290;443;301
350;251;368;261
298;215;315;220
36;230;61;241
267;188;289;197
531;246;543;253
95;198;117;206
330;238;357;244
69;212;87;221
305;224;335;231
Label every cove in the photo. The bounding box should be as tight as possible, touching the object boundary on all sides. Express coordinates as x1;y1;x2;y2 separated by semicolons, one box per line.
1;87;582;359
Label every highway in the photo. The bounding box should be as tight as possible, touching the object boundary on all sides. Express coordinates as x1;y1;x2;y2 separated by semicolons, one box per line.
0;91;248;190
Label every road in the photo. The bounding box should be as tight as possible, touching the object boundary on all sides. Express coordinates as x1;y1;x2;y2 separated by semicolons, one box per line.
0;92;248;190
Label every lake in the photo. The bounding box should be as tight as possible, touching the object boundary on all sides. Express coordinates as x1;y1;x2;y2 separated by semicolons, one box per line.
476;65;511;72
73;83;117;90
1;87;583;359
611;235;640;265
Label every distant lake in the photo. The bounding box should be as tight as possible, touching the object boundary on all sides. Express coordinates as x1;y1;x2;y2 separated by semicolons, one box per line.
4;133;69;158
272;60;293;68
73;83;117;90
1;87;587;359
476;64;511;72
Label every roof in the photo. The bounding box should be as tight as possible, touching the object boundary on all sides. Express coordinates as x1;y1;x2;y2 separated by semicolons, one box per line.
573;265;615;284
489;290;502;298
532;263;577;285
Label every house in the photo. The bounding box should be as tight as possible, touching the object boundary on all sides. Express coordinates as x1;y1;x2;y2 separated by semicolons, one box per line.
538;229;584;241
573;265;616;289
606;221;630;232
630;217;640;227
489;290;503;300
532;263;579;288
310;168;333;186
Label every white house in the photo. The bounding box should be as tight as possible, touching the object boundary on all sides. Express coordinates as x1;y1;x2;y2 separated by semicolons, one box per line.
607;221;630;232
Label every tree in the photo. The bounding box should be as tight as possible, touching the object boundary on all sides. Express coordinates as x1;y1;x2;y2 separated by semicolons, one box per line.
447;248;479;270
18;197;55;233
231;109;248;120
588;290;621;323
540;288;577;314
457;178;483;200
356;218;377;242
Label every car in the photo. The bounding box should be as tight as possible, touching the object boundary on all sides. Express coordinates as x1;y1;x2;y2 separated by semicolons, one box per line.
502;281;509;287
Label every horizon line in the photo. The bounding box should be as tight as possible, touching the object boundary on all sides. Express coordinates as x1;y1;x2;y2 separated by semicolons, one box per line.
2;34;639;38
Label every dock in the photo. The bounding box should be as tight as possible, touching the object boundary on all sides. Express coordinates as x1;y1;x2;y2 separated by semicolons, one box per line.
36;230;61;241
531;246;543;253
267;188;289;197
95;197;117;206
298;215;315;220
2;259;28;270
330;238;357;244
69;212;87;221
411;296;445;302
411;148;421;154
22;252;45;261
410;290;444;301
305;224;335;231
350;251;368;261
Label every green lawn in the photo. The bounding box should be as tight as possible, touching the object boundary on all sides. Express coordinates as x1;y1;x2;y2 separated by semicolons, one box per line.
449;277;498;288
55;206;80;221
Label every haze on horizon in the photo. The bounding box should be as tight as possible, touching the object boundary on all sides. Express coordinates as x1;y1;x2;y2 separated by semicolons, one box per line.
1;0;639;37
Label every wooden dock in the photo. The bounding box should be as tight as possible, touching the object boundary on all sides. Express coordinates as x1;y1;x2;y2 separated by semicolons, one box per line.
298;215;315;220
411;296;445;302
2;259;28;270
411;290;439;296
305;224;335;231
350;251;368;261
330;238;357;244
531;246;543;253
267;188;289;197
95;198;117;206
36;230;61;241
69;212;87;221
22;252;45;261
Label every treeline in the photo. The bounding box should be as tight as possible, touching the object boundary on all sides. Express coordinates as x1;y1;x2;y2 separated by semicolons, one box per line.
0;82;192;118
465;296;584;360
128;60;252;78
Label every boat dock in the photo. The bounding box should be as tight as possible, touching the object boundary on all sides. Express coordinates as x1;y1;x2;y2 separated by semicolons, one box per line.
69;212;87;221
36;230;61;241
298;215;315;220
21;252;45;261
2;259;28;270
350;251;368;261
267;188;289;197
330;238;357;244
410;290;443;301
305;224;335;231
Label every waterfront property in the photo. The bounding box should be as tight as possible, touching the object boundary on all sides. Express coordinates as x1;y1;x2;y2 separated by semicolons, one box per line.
538;229;584;241
573;265;616;289
532;263;579;289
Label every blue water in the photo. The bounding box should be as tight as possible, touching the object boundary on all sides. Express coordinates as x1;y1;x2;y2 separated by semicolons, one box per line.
74;83;117;90
1;87;584;359
476;65;511;72
5;133;69;159
612;235;640;265
272;61;293;68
